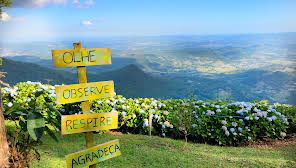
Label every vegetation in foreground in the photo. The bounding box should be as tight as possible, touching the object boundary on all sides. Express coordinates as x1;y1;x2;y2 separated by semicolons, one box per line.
2;81;296;167
25;132;295;168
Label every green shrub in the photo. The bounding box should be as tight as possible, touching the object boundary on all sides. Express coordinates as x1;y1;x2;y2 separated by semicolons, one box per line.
2;81;293;147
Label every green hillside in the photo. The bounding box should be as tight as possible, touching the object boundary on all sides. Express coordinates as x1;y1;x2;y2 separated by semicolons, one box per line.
1;58;295;105
0;58;175;98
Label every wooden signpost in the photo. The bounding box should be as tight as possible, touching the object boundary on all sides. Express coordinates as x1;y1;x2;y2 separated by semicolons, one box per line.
52;42;120;168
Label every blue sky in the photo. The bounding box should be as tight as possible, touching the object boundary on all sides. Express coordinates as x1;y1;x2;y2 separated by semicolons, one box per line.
1;0;296;41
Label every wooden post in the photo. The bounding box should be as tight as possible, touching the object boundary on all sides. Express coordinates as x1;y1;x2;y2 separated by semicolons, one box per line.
74;42;96;168
148;109;152;136
0;64;9;168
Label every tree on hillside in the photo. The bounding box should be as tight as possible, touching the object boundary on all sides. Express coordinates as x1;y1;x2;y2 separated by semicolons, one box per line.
0;1;12;167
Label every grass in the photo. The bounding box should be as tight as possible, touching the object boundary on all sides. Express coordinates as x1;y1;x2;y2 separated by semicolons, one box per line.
27;132;296;168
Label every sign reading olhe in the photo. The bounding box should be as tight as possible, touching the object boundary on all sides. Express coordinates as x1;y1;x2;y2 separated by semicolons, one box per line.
52;48;111;67
65;139;121;168
55;81;114;104
61;112;118;135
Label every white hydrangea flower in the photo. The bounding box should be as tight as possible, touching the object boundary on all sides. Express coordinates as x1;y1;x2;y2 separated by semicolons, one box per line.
139;109;144;113
7;102;13;107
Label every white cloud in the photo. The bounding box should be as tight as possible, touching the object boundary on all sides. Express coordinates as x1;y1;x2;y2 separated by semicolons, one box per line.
0;12;27;22
72;0;80;4
85;0;95;5
11;0;67;8
81;21;93;25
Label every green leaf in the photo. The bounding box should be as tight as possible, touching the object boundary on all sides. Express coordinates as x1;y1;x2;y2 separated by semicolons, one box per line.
12;111;27;116
4;103;21;114
27;112;45;140
45;103;62;116
44;126;59;142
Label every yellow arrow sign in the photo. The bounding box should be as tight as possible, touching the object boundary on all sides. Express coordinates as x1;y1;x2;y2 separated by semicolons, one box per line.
65;139;121;168
55;81;114;105
61;112;118;135
52;48;111;67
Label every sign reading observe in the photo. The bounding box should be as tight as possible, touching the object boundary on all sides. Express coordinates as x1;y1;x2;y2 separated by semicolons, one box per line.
52;48;111;67
65;139;121;168
61;112;118;135
55;81;114;104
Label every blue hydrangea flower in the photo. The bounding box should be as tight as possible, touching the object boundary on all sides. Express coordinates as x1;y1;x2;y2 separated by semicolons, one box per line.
230;128;235;132
244;117;250;121
192;111;196;114
245;126;248;130
239;119;243;122
221;126;227;131
225;131;230;136
241;122;245;126
267;117;272;122
162;133;165;137
233;132;237;136
229;116;233;119
192;124;196;128
248;136;251;140
232;122;238;127
195;115;198;118
271;116;277;121
238;127;242;132
255;116;259;120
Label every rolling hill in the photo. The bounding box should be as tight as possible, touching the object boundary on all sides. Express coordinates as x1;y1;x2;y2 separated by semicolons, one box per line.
1;58;295;105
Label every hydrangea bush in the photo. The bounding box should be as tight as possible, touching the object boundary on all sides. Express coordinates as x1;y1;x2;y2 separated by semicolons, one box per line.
2;81;295;146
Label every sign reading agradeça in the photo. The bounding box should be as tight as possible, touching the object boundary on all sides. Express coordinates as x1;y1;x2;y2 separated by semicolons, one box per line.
65;139;121;168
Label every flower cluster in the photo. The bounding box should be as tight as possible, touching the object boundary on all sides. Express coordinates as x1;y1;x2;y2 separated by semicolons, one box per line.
2;81;295;145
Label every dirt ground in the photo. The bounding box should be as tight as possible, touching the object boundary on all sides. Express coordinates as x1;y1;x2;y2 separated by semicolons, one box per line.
246;134;296;148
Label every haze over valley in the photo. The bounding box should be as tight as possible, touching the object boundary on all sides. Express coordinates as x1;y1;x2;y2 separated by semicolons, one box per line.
1;33;296;105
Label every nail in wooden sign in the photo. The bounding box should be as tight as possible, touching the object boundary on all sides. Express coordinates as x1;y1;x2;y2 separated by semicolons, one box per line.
65;139;121;168
52;48;111;67
61;112;118;135
55;81;114;105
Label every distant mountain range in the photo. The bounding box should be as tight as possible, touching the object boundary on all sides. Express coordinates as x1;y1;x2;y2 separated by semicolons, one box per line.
0;58;175;98
5;55;142;74
1;58;295;105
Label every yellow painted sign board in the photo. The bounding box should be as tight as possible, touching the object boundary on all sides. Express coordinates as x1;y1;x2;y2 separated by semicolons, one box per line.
65;139;120;168
55;81;114;105
61;112;118;135
52;48;111;67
